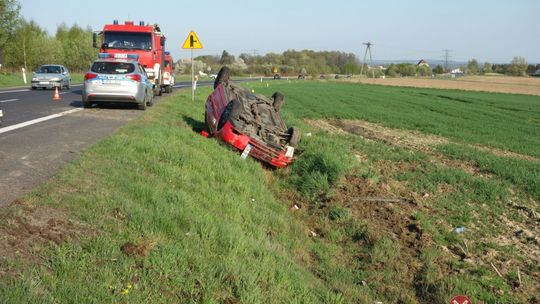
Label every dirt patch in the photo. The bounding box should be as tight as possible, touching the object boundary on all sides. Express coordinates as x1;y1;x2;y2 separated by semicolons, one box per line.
337;174;429;259
306;118;538;168
330;119;448;151
345;75;540;96
474;145;539;162
0;199;95;271
121;239;157;257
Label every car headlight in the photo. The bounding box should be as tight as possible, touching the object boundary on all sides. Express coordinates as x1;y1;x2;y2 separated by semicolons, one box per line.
32;77;39;81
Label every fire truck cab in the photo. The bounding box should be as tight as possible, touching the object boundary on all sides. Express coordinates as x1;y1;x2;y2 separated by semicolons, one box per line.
94;20;166;96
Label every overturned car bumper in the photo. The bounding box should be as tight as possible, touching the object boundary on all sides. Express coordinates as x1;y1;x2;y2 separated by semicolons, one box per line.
218;122;293;168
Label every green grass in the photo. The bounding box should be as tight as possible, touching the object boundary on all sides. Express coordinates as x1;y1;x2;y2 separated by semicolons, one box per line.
70;73;84;84
438;143;540;200
0;89;340;303
251;81;540;158
1;80;539;303
0;72;84;88
0;72;27;88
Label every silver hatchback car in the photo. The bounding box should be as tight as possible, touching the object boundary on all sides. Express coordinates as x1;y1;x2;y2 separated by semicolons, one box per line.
31;64;71;90
82;54;154;110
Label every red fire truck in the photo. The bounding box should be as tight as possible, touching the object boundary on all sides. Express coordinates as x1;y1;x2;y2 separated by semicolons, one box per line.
93;20;166;95
162;52;175;93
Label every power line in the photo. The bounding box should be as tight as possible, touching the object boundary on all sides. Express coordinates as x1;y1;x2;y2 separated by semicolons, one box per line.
442;49;452;72
360;42;375;78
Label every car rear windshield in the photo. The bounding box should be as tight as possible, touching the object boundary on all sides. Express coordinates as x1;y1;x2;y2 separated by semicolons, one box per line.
91;62;135;74
38;66;61;74
104;32;152;50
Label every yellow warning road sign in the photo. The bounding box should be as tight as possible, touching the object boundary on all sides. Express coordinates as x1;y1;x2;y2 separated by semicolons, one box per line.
182;31;203;49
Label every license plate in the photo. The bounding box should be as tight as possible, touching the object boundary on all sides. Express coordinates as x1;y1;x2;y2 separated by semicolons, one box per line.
240;144;253;159
103;80;121;85
39;81;49;84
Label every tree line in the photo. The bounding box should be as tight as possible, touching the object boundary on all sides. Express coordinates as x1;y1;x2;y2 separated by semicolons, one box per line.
189;49;537;78
191;49;362;76
0;0;97;73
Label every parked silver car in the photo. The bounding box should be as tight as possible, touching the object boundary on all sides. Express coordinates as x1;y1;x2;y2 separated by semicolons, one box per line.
31;64;71;90
82;54;154;110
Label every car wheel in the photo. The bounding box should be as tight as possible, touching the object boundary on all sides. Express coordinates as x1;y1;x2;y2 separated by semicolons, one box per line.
271;92;285;112
31;87;36;90
82;101;92;108
214;67;230;89
138;101;147;110
204;111;213;134
167;86;173;93
147;93;154;107
288;127;301;148
66;82;70;90
217;102;232;130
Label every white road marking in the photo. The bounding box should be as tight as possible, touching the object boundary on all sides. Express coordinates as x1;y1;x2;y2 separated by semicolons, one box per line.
0;108;84;134
0;84;83;94
0;99;18;103
0;89;30;94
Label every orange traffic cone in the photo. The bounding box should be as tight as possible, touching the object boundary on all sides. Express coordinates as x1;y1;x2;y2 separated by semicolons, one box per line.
53;87;61;101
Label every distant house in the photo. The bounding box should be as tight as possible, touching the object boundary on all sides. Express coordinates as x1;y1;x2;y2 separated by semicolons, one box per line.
451;68;463;74
417;59;430;67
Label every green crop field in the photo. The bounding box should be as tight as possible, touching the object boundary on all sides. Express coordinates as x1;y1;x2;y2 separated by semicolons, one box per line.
1;80;538;303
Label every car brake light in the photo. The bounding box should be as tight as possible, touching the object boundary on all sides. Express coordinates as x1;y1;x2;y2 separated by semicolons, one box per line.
84;73;98;80
126;74;141;82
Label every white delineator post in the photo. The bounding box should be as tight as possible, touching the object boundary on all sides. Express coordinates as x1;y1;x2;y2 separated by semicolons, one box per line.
191;48;194;101
22;68;27;84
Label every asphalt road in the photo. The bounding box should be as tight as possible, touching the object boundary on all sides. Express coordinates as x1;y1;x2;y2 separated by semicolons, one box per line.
0;79;224;207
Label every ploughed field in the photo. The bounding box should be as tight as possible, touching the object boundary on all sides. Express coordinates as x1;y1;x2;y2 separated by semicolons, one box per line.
347;75;540;96
1;80;539;303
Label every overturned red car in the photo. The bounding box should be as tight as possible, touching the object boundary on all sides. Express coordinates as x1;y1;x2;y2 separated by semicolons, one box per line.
205;67;301;168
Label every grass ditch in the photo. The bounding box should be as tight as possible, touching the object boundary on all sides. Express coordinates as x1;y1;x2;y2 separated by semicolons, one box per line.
1;80;539;303
0;88;336;303
0;73;84;89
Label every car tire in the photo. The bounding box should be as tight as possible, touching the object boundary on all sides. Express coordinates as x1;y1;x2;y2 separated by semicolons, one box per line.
288;127;301;148
272;92;285;112
167;86;173;93
214;67;230;89
147;93;154;107
82;101;92;108
138;100;147;110
217;102;233;130
204;111;213;134
66;82;70;90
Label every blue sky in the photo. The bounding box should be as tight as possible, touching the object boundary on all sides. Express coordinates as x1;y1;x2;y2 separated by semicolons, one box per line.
20;0;540;63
